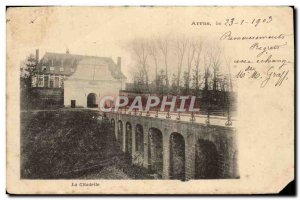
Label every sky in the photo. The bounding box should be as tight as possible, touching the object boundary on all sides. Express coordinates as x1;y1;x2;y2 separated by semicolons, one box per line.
7;7;236;83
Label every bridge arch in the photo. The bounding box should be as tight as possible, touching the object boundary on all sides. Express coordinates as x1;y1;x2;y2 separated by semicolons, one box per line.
169;132;185;180
133;124;144;166
195;139;220;179
125;122;132;155
117;120;123;150
135;124;144;154
111;118;115;128
148;127;163;177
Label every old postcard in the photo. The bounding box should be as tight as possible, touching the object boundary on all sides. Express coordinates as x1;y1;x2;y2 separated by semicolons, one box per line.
6;6;294;194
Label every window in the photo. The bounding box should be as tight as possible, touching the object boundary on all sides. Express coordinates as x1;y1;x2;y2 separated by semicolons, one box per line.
50;67;54;71
44;76;49;88
50;76;54;88
55;76;59;88
42;66;47;71
59;76;64;88
70;68;74;72
38;75;44;87
59;67;64;72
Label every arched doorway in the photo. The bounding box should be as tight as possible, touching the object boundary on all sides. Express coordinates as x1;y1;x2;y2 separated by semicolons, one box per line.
169;132;185;180
117;121;123;150
87;93;97;108
195;139;220;179
125;122;132;155
148;128;163;177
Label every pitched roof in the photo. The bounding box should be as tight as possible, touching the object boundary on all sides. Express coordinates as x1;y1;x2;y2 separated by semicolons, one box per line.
37;52;126;79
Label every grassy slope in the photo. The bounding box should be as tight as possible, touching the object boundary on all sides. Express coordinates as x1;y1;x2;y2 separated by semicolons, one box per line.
21;110;153;179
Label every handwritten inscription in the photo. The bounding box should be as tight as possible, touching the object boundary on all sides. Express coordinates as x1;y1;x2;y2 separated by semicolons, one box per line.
261;67;289;88
191;16;273;27
223;16;272;27
219;31;286;41
192;15;292;88
249;42;287;57
235;65;289;88
236;66;260;79
222;29;292;88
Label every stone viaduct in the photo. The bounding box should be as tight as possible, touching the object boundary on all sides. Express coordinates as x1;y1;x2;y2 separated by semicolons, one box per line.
106;112;239;180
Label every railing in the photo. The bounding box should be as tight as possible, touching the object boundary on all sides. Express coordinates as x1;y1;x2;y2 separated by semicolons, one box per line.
106;108;234;127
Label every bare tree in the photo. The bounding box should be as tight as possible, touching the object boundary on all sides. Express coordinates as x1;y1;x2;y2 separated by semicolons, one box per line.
182;71;189;95
133;67;147;92
193;40;204;96
175;38;188;93
157;69;166;94
170;73;177;94
209;46;221;91
157;38;170;87
224;56;233;92
131;38;150;89
186;39;197;92
223;52;234;120
148;38;159;89
203;53;211;91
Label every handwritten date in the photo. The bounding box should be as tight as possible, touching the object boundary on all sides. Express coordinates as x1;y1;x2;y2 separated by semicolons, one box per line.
223;16;272;27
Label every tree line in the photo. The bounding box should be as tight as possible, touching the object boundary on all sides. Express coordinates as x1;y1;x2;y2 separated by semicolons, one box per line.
129;36;234;96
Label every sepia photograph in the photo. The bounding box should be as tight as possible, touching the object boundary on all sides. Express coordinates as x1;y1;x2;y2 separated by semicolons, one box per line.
6;6;294;194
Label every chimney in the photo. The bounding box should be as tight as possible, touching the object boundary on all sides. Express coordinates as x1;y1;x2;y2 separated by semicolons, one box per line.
35;49;39;65
117;57;121;69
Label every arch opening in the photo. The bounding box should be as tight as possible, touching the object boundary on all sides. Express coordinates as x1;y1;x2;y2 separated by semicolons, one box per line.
125;122;132;155
87;93;97;108
133;124;144;166
117;121;123;150
148;128;163;177
195;139;220;179
169;132;185;180
111;119;115;130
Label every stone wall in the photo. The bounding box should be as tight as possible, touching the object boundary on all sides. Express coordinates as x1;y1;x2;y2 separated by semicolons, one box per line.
107;112;239;180
29;88;64;109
